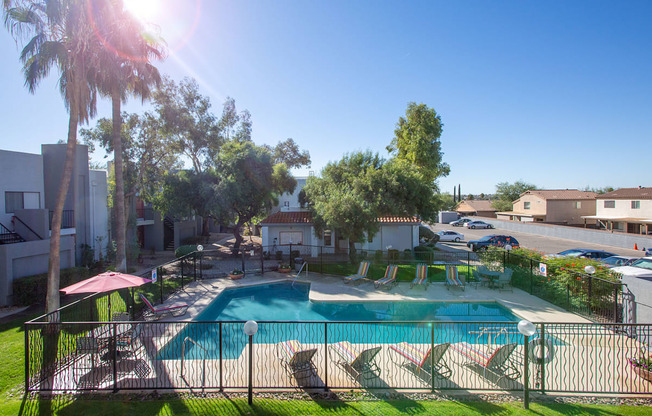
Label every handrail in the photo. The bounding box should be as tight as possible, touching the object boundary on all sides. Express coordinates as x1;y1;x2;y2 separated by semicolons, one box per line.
12;216;43;240
181;336;207;391
470;326;518;346
292;262;308;287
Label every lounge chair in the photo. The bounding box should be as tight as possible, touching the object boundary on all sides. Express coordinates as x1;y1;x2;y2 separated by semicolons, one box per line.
330;341;381;380
277;339;317;378
344;261;370;285
494;268;513;291
139;293;188;320
445;265;465;291
389;342;452;380
374;265;398;289
451;342;520;382
411;264;429;289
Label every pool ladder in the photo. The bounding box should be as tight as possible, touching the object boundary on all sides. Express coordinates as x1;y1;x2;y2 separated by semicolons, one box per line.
292;262;308;287
469;326;518;346
181;336;206;391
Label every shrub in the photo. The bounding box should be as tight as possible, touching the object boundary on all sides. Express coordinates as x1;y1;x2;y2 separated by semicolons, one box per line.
414;245;434;261
175;245;197;258
419;225;436;242
13;267;92;306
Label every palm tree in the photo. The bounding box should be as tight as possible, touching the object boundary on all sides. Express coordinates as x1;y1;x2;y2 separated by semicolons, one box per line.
92;0;165;272
4;0;99;315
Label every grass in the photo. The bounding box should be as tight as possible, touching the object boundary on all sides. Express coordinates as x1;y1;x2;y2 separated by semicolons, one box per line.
1;395;651;416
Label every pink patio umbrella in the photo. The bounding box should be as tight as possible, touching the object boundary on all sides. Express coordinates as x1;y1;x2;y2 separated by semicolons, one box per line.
60;272;152;319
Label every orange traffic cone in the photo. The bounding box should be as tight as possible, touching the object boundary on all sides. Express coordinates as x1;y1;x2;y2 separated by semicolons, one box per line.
635;243;638;250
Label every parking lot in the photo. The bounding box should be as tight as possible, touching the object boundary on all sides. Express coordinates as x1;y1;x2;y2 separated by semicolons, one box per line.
427;222;645;258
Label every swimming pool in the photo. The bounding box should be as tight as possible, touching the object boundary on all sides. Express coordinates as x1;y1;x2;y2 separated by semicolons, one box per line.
159;282;524;360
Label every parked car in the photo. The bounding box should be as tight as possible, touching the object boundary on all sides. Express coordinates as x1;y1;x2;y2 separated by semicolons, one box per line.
450;218;472;227
464;220;494;229
436;230;464;242
601;256;639;268
546;249;616;260
467;235;520;251
612;257;652;279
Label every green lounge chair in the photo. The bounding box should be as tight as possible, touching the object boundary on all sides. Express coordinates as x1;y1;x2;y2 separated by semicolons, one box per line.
374;265;398;289
451;342;520;382
344;261;370;285
389;342;452;381
330;341;381;380
445;265;465;291
411;264;429;289
277;339;317;378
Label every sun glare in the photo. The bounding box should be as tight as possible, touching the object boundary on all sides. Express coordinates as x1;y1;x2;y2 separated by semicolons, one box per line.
123;0;161;23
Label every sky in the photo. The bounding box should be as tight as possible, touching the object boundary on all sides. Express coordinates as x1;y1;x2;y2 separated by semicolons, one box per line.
1;0;651;195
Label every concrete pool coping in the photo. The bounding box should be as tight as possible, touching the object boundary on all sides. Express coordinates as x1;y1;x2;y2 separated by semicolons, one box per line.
160;271;591;324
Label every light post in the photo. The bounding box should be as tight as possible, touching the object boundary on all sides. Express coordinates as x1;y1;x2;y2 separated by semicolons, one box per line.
584;265;595;301
196;245;204;280
243;320;258;405
505;244;512;267
518;319;537;409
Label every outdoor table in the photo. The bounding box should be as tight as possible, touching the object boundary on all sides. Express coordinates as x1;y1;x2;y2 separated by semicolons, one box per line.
90;323;133;361
432;261;460;266
477;269;501;288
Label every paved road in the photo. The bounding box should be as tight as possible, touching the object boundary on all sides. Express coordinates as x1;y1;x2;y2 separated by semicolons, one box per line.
427;222;645;258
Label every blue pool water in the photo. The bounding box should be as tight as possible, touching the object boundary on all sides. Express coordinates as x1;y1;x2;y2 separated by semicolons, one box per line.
159;282;524;360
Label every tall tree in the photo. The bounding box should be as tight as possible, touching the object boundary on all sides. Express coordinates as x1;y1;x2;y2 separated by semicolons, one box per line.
492;180;538;212
4;0;99;315
92;0;164;272
153;76;221;174
264;138;311;169
387;102;450;185
214;141;296;251
303;151;438;250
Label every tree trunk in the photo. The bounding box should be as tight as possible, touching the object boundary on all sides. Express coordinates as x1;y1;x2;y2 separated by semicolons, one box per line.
202;216;209;236
232;217;247;253
45;107;79;317
113;91;127;272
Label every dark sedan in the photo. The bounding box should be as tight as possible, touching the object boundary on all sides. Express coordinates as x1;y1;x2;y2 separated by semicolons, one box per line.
467;235;520;252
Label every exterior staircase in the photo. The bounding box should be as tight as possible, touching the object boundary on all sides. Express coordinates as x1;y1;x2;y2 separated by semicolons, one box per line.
163;217;175;250
0;222;25;245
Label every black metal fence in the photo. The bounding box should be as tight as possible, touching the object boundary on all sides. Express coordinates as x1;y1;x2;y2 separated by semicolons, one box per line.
24;320;652;394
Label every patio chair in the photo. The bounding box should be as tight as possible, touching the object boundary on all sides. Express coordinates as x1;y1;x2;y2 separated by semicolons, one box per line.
389;342;452;380
473;266;491;288
330;341;381;380
344;261;370;284
374;265;398;289
139;293;189;321
494;268;513;292
276;339;318;378
411;264;429;289
117;323;143;356
445;265;465;291
75;337;100;381
451;342;520;382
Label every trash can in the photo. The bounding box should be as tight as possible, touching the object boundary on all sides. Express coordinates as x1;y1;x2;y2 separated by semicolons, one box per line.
295;258;304;270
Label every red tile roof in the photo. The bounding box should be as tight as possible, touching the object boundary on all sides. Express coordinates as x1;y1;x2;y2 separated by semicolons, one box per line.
260;211;312;224
596;187;652;199
260;211;420;224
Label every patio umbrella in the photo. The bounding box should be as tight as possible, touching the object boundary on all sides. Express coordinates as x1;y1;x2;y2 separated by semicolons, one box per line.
60;272;152;319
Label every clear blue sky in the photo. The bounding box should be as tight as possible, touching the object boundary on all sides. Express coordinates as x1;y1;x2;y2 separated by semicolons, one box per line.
2;0;651;195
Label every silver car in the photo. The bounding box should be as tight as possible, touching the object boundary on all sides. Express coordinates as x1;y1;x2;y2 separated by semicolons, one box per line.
464;220;494;229
436;230;464;242
449;218;472;227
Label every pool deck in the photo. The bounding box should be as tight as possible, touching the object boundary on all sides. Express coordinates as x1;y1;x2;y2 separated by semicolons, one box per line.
165;271;592;324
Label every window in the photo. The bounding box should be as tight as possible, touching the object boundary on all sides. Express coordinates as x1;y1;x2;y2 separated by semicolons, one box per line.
323;230;332;246
604;200;615;208
575;201;581;209
632;201;641;209
279;231;303;245
283;201;289;207
524;202;531;210
5;191;40;213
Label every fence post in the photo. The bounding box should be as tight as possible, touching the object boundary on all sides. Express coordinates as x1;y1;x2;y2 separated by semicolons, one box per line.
430;323;435;393
320;246;323;274
241;249;246;274
523;332;531;409
540;323;546;394
261;247;265;275
324;322;329;391
193;254;197;281
613;285;619;323
159;267;164;304
219;322;223;391
200;252;203;279
290;243;293;268
24;324;29;392
112;322;118;392
529;259;533;294
181;259;184;290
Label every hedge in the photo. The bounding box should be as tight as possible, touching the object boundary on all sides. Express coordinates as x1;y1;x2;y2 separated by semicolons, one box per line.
12;267;92;306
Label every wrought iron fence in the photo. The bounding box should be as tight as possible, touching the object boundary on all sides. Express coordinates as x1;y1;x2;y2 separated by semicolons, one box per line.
24;319;652;394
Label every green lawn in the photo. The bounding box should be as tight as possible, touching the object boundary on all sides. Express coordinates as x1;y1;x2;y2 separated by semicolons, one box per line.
1;395;650;416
